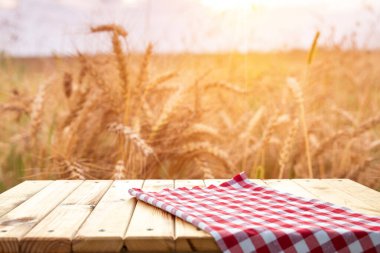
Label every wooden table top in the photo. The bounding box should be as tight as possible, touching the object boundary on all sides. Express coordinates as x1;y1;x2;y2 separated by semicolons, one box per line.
0;179;379;253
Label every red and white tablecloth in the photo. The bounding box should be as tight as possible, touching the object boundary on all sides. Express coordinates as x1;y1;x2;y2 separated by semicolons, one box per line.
129;173;380;253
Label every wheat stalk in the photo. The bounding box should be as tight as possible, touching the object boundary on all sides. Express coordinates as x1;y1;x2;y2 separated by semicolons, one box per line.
313;130;348;158
278;119;299;179
183;123;220;140
133;43;154;131
62;72;72;98
60;84;90;132
351;114;380;138
108;122;154;156
63;92;99;157
218;111;233;130
144;72;178;93
110;32;130;123
91;24;130;122
67;162;86;180
91;24;128;37
344;158;375;179
112;160;126;179
195;158;214;179
77;54;88;84
0;103;29;114
287;77;313;178
241;107;265;170
28;79;51;147
203;81;253;95
179;141;233;172
307;31;320;65
137;43;153;89
149;89;183;141
55;159;88;180
252;111;279;174
313;114;380;159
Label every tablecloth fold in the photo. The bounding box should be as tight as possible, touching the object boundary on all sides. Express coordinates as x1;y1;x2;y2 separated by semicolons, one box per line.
129;172;380;253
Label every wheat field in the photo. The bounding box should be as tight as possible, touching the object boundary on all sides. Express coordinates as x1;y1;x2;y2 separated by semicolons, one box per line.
0;25;379;191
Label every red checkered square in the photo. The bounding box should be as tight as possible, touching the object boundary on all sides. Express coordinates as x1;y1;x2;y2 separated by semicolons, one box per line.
129;173;380;253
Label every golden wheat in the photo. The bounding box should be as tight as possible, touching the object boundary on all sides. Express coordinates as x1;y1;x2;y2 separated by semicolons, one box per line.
287;77;313;178
278;119;299;179
28;79;49;147
1;24;380;190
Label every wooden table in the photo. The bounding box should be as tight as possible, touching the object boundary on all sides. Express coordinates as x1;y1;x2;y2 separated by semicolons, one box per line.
0;179;379;253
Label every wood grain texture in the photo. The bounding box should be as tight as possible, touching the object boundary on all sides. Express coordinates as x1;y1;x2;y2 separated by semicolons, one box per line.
0;179;378;253
323;179;380;210
73;180;143;253
174;180;209;252
21;180;111;253
0;181;53;218
263;179;316;198
292;179;380;216
0;180;82;253
125;180;175;252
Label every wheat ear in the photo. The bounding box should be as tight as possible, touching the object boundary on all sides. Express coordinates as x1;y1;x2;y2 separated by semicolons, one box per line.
145;72;178;92
108;123;154;156
137;43;153;89
91;24;128;36
195;158;215;179
179;141;234;171
112;160;126;179
28;79;50;146
351;114;380;138
252;111;278;173
278;119;299;179
307;31;320;65
62;72;72;98
149;89;183;141
287;77;313;178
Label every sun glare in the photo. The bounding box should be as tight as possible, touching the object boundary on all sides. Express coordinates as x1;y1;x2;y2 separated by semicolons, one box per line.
122;0;138;6
0;0;17;9
201;0;256;12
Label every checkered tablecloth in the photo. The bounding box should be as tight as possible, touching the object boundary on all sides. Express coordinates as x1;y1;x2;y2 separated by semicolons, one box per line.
129;173;380;253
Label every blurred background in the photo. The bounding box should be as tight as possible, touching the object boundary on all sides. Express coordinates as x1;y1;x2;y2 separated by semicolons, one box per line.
1;0;380;192
1;0;380;55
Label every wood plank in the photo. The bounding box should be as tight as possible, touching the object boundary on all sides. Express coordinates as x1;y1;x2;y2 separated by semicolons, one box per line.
21;180;112;253
125;180;174;252
263;179;316;198
293;179;380;216
73;180;143;253
174;180;210;252
203;179;229;186
323;179;380;210
0;181;53;217
0;178;375;253
0;180;82;253
246;179;267;187
182;179;226;252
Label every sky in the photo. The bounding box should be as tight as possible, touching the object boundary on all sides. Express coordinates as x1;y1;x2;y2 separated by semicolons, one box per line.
0;0;380;56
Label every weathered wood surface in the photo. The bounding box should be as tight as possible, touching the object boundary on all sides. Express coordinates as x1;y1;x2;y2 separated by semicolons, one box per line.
125;180;175;252
73;180;143;253
0;179;378;253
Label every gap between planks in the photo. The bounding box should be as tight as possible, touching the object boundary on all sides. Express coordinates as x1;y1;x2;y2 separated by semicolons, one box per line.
21;180;112;253
0;181;53;218
124;180;175;252
0;180;84;253
73;180;143;253
291;179;380;216
0;179;379;253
